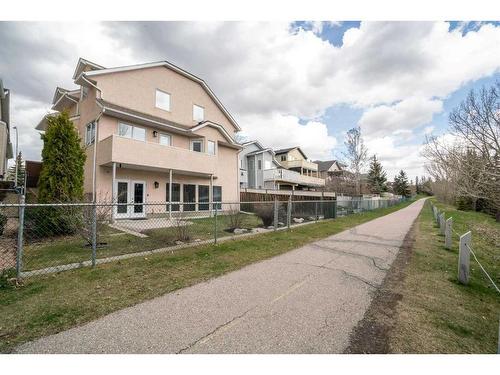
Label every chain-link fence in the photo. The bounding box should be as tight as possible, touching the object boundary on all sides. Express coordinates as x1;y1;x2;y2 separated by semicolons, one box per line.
0;197;406;278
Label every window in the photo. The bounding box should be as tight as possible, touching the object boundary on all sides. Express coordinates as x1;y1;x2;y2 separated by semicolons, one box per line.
198;185;209;211
207;140;216;155
240;159;244;169
213;186;222;210
264;160;271;170
85;122;96;146
166;183;181;211
280;155;286;161
118;123;146;141
183;184;196;211
159;133;172;146
191;140;203;152
258;160;262;170
193;104;204;122
155;90;171;111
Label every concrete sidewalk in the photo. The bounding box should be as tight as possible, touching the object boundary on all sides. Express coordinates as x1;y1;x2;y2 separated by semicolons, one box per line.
16;199;425;354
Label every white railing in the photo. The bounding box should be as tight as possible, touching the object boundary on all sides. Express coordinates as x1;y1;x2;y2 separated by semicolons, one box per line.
263;168;325;187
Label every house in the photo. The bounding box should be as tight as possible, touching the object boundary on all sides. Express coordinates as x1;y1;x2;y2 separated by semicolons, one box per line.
0;79;14;180
238;141;281;189
314;160;350;181
36;58;242;219
272;147;325;190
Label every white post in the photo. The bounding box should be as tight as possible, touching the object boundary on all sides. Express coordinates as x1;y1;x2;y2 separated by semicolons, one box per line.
439;213;445;235
169;169;173;219
458;231;471;285
445;217;453;249
111;162;116;223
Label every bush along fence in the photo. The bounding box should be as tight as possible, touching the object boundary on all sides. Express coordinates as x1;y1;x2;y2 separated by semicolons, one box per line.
0;196;406;279
429;202;500;354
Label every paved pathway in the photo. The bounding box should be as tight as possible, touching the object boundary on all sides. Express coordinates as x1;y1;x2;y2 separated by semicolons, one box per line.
16;199;425;354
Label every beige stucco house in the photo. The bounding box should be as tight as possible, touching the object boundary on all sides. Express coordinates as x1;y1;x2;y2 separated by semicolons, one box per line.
36;58;241;219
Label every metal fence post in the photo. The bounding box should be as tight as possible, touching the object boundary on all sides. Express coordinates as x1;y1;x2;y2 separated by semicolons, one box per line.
458;231;471;285
214;204;218;244
315;201;318;221
91;202;97;268
333;200;337;219
16;195;25;279
445;217;452;249
287;196;292;230
273;198;278;231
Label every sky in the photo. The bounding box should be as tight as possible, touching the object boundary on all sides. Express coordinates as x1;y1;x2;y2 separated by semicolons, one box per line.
1;21;500;182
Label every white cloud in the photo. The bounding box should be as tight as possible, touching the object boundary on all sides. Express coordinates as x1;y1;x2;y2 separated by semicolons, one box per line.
358;97;443;137
239;113;337;160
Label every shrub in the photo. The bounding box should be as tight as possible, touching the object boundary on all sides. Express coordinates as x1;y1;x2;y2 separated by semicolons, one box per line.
226;205;244;230
0;268;17;289
174;217;191;242
253;204;274;227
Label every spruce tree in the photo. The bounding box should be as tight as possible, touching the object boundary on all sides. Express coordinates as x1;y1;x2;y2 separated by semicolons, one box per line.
7;151;26;187
367;155;387;194
38;112;86;203
393;170;411;198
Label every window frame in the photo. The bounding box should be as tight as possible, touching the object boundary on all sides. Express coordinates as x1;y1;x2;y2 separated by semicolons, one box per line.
85;121;96;146
190;139;204;153
192;104;205;122
257;160;262;170
155;89;171;112
280;155;286;161
207;140;216;155
159;132;173;146
118;122;146;142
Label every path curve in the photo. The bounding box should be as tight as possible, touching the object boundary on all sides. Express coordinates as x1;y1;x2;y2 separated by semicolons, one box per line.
16;199;425;354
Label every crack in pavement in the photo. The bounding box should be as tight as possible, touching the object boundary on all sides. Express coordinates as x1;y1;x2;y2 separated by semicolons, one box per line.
309;242;387;262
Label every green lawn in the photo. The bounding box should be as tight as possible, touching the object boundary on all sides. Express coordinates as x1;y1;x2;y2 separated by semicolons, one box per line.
389;199;500;353
23;213;264;271
0;197;418;353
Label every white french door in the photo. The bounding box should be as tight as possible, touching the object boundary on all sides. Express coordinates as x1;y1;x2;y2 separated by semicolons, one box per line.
114;179;146;219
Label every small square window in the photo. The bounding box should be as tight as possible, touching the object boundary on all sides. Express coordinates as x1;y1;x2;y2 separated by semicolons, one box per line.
191;140;203;152
156;90;171;111
207;140;216;155
159;133;172;146
193;104;204;122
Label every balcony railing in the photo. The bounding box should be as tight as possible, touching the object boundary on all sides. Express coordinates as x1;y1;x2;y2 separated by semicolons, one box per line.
97;135;217;175
263;168;325;187
278;159;318;171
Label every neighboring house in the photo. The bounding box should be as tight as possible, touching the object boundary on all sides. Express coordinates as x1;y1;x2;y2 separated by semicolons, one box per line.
239;140;281;189
272;147;325;190
0;79;14;180
36;58;242;219
314;160;349;181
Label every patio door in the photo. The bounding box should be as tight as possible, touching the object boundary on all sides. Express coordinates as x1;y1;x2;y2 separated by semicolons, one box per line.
114;179;146;219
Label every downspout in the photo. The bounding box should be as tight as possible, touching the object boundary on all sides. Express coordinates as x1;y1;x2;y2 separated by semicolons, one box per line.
81;74;104;203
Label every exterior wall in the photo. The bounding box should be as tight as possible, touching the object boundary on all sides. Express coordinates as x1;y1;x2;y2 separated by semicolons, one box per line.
93;66;238;136
0;122;8;178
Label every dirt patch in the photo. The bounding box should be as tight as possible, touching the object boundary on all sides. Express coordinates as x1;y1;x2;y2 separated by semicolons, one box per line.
344;218;417;354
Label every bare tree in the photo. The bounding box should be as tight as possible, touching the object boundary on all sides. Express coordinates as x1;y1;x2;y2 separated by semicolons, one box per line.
342;127;368;195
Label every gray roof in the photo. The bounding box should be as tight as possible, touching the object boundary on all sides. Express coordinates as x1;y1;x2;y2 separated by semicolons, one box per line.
314;160;346;172
274;146;308;159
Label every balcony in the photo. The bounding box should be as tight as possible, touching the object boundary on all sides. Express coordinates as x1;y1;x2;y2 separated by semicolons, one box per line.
263;168;325;187
97;135;217;176
278;159;318;171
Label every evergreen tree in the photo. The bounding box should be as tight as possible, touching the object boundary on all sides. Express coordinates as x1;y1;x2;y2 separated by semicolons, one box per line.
367;155;387;194
7;151;26;187
38;112;86;203
393;170;411;198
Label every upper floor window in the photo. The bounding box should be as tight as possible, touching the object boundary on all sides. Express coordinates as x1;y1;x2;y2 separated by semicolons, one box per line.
240;159;244;169
193;104;204;122
191;139;203;153
159;133;172;146
85;121;96;146
264;160;271;170
207;140;216;155
118;122;146;142
258;160;262;170
155;90;171;111
280;155;286;161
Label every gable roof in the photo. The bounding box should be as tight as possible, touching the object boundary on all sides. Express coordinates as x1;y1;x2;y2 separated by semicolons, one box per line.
314;160;347;172
74;58;241;131
72;58;105;80
274;146;308;159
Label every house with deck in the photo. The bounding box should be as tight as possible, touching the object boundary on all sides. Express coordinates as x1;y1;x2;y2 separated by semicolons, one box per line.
272;147;325;190
36;58;242;219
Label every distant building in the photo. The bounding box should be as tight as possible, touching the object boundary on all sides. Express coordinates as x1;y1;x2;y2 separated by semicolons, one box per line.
0;79;14;180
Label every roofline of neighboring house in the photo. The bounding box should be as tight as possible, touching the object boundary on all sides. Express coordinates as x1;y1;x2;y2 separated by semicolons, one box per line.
274;146;308;160
76;58;241;132
72;58;106;80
